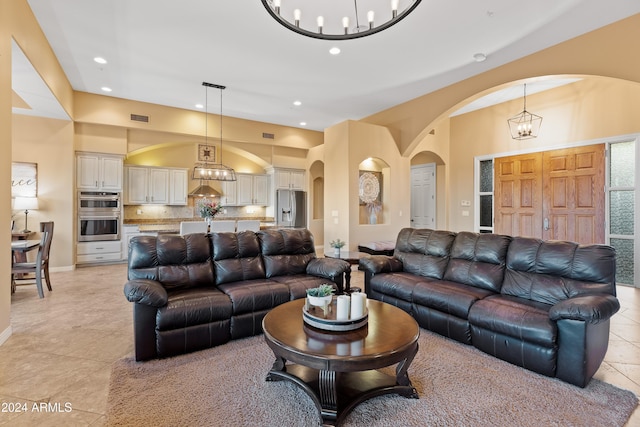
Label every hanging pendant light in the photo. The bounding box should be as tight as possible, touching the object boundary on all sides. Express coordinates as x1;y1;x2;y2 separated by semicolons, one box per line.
261;0;422;40
507;83;543;140
191;82;237;192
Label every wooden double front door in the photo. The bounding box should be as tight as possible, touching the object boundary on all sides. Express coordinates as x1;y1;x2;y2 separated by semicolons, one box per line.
494;144;605;244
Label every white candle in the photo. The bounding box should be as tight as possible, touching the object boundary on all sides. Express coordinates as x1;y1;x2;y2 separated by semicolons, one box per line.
351;293;366;318
336;295;350;320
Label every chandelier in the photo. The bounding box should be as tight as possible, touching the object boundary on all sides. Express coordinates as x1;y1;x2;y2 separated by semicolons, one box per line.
192;82;236;184
507;83;543;140
261;0;423;40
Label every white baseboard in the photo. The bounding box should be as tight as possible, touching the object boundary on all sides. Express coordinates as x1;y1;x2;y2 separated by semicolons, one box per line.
0;325;12;347
50;265;76;273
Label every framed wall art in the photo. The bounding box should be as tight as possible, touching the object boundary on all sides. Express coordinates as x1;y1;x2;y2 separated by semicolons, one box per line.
11;162;38;197
198;144;216;162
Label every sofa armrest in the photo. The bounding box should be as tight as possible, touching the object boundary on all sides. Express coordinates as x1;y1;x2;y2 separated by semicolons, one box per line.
307;258;351;282
124;279;168;308
359;255;403;274
549;294;620;324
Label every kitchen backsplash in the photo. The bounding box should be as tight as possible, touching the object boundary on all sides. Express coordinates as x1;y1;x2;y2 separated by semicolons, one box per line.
123;204;268;221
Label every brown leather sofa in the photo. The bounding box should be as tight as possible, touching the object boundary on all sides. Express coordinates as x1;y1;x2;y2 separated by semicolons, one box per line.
124;228;350;361
359;228;619;387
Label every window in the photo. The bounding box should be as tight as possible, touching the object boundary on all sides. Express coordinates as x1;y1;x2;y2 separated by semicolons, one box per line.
607;140;636;286
476;158;494;233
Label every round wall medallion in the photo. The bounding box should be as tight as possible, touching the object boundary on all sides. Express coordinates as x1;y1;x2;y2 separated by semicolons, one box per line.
359;172;380;204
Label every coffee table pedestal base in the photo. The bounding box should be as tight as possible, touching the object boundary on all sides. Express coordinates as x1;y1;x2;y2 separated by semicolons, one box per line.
266;362;418;426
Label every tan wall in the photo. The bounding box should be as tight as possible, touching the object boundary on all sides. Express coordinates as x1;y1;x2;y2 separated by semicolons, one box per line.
74;91;324;150
324;121;411;250
1;0;13;338
323;122;351;248
306;146;326;246
12;115;75;268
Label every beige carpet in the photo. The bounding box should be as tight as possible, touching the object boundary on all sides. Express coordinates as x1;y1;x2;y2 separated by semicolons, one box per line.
106;330;638;427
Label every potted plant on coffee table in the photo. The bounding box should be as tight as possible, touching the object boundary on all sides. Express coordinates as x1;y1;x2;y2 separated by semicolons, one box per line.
306;284;335;308
330;239;346;256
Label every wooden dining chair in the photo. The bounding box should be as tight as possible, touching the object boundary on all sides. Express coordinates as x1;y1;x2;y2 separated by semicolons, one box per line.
11;221;54;298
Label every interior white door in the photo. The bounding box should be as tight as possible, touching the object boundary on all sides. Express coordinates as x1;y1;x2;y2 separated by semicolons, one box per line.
411;163;436;229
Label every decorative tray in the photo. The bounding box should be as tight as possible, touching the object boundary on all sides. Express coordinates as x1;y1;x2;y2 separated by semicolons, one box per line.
302;298;368;332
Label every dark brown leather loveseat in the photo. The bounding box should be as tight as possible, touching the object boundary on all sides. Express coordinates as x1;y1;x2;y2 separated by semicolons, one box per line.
359;228;619;387
124;228;350;361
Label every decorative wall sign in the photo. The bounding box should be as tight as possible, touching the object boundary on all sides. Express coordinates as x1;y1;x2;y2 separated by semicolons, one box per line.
359;171;381;204
11;162;37;197
198;144;216;162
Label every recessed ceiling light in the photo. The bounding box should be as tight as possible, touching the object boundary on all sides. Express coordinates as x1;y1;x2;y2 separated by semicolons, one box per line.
94;57;107;64
473;53;487;62
101;87;112;92
329;47;341;55
293;100;302;106
299;122;307;126
195;103;204;109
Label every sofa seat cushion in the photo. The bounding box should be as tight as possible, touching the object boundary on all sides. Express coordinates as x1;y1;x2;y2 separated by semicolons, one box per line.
369;272;423;302
412;279;495;319
218;279;290;314
468;295;556;346
268;274;334;300
156;287;232;331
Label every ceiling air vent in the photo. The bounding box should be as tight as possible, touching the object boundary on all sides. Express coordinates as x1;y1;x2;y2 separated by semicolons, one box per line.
262;132;275;139
131;114;149;123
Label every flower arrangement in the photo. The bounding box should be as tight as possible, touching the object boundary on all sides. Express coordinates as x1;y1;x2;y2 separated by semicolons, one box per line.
306;284;335;297
330;239;346;249
196;197;223;219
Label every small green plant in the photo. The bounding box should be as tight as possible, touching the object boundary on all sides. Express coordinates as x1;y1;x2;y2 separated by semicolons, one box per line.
306;284;335;297
330;239;346;249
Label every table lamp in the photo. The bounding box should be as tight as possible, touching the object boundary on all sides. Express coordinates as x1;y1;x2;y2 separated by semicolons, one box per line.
14;196;39;233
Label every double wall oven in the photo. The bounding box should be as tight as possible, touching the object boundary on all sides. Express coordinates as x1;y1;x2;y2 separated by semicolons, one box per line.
78;191;121;241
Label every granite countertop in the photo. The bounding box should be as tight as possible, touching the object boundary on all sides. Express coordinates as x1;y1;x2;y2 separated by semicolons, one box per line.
123;218;276;233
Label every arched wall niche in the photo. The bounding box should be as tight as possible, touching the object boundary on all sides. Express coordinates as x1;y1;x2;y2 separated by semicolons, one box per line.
309;159;325;244
358;157;390;225
309;160;324;220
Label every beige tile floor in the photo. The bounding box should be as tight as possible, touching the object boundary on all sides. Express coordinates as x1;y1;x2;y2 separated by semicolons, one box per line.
1;263;639;426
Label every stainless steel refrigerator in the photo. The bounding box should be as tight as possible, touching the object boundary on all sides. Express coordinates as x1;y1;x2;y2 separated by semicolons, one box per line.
276;189;306;228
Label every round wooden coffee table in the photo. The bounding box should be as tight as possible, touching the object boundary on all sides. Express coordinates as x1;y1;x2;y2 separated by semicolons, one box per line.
263;298;419;426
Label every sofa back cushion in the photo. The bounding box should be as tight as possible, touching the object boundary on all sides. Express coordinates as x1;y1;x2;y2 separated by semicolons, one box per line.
394;228;456;279
211;231;266;285
502;236;617;305
443;231;511;292
128;234;214;290
258;228;316;278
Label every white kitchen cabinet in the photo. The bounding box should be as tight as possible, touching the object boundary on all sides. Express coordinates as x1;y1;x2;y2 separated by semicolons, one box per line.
221;180;237;205
236;174;269;206
148;168;169;204
77;241;122;264
274;168;305;191
125;166;186;205
169;169;188;205
125;167;150;204
76;153;123;191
